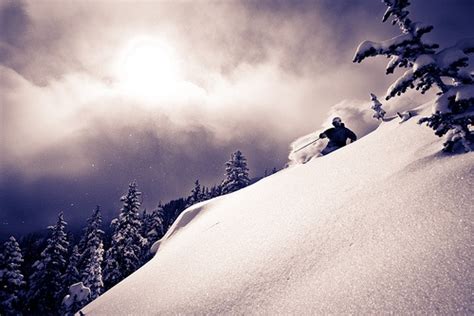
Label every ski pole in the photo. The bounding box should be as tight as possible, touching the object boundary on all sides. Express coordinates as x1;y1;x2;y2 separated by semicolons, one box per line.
292;137;320;153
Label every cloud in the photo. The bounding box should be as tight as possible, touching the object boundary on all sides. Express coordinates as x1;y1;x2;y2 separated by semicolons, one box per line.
1;62;297;235
0;0;410;173
0;62;307;177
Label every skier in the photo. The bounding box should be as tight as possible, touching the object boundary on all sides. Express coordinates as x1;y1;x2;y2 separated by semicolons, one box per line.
319;117;357;155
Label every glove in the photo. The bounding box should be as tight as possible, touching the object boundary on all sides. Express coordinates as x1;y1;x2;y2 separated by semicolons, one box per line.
319;133;326;139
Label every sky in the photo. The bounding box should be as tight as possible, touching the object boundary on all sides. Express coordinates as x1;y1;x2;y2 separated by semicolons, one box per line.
1;0;473;237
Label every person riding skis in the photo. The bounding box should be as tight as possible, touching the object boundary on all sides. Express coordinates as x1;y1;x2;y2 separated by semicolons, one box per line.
319;117;357;155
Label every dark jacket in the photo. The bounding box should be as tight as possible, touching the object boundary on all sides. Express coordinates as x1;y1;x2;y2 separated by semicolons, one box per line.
319;123;357;148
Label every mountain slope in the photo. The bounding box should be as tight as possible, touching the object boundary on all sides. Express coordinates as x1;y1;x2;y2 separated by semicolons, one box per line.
83;105;473;315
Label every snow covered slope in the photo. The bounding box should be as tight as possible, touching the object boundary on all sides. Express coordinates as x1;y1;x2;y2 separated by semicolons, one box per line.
82;105;473;315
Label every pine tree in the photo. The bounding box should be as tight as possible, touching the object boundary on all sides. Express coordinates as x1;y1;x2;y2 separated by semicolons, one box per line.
210;185;222;198
77;206;105;300
83;243;104;300
79;206;104;255
79;206;104;270
353;0;474;152
0;236;25;315
140;209;151;241
148;206;165;245
370;93;386;121
103;182;145;289
159;198;187;231
202;186;210;201
62;245;81;294
27;212;69;314
140;209;151;261
141;205;165;261
187;180;202;206
0;251;4;280
222;150;250;194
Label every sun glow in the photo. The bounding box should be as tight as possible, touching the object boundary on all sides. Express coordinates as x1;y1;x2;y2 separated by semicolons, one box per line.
116;37;182;98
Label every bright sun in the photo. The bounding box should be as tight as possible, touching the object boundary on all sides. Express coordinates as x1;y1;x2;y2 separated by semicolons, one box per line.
117;37;182;98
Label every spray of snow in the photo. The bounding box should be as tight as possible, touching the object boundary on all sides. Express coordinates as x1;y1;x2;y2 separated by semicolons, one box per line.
288;99;376;164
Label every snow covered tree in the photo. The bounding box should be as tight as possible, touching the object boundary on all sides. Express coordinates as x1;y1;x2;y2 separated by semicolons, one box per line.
140;209;152;261
0;236;25;315
78;206;104;269
140;209;151;240
141;205;165;261
147;206;165;245
83;242;104;300
221;150;250;194
370;93;386;121
27;212;69;314
202;186;211;201
62;245;81;296
77;206;104;300
79;206;104;252
103;182;146;289
158;198;187;231
187;179;203;206
210;185;222;198
0;252;3;283
353;0;474;152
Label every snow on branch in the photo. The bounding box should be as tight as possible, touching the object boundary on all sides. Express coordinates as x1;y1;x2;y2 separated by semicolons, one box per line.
433;85;474;114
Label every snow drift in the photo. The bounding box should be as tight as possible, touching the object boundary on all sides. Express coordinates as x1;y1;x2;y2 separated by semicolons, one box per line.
82;102;473;315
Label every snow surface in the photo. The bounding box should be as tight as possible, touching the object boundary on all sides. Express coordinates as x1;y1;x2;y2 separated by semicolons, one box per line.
82;102;473;315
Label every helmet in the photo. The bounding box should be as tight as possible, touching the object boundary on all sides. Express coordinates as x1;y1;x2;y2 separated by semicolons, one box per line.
332;117;342;126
